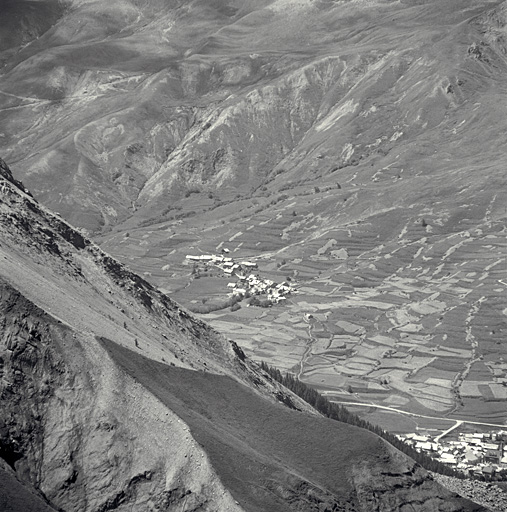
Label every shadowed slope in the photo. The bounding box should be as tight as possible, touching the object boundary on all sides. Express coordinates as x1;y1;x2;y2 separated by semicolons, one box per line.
0;462;56;512
0;0;66;53
101;337;485;512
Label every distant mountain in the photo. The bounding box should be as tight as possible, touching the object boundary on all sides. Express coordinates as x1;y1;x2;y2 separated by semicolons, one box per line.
1;0;506;235
0;158;486;510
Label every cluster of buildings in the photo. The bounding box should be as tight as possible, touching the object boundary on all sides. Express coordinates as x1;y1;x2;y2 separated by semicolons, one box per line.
185;252;258;275
227;274;296;303
185;252;297;304
397;431;507;478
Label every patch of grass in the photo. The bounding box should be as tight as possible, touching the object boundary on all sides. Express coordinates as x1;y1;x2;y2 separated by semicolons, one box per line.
100;338;397;512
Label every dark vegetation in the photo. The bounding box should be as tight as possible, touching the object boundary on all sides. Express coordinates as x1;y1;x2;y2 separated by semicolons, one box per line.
247;296;272;308
259;362;464;479
187;294;242;314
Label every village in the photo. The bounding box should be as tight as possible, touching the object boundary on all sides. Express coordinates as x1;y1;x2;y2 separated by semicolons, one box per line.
185;251;298;305
397;430;507;479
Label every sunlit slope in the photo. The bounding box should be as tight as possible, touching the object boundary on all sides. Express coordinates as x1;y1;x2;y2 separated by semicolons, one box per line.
1;0;505;232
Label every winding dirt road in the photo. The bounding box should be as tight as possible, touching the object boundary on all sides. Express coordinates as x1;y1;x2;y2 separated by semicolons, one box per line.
331;400;507;430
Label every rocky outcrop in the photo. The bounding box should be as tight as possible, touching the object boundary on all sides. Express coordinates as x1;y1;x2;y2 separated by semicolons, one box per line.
352;450;485;512
137;55;351;203
0;158;31;196
433;473;507;512
0;280;243;512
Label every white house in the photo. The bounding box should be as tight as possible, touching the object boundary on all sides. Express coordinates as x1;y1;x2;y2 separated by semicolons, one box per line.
439;453;457;465
241;261;257;268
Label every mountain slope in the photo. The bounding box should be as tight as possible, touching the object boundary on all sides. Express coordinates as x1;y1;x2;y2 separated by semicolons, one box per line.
1;0;506;442
0;159;486;511
0;461;57;512
1;0;505;232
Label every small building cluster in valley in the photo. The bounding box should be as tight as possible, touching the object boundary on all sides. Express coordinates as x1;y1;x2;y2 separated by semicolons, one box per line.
397;430;507;478
185;252;297;304
228;273;296;304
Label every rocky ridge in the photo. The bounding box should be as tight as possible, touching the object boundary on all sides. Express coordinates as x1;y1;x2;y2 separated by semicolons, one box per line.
433;474;507;512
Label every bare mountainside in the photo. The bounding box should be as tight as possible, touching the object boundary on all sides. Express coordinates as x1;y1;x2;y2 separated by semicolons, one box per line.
1;1;506;427
1;0;506;230
0;160;487;510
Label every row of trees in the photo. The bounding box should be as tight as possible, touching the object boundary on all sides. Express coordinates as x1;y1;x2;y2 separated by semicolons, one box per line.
187;294;242;314
260;362;463;478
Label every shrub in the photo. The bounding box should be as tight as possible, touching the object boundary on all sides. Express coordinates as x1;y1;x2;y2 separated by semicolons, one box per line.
248;296;272;308
188;294;242;314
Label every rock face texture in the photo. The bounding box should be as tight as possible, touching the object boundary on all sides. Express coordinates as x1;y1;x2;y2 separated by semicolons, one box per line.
0;283;242;512
0;160;487;511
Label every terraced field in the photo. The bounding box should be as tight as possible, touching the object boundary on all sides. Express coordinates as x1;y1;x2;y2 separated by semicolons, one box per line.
101;183;506;432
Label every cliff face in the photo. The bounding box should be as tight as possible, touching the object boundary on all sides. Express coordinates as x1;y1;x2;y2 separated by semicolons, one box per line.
0;282;243;512
0;159;487;511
